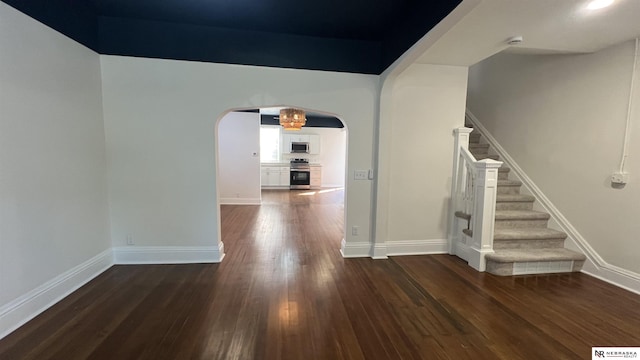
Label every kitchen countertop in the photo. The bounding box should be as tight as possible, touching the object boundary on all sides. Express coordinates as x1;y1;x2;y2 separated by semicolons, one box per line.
261;162;289;166
261;162;321;166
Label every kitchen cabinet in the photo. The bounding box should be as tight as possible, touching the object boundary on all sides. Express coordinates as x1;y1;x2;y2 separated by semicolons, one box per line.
285;134;309;143
310;165;322;189
260;168;278;187
261;166;290;188
279;170;290;186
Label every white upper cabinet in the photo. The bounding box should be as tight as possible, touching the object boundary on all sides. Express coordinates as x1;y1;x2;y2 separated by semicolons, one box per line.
287;134;309;143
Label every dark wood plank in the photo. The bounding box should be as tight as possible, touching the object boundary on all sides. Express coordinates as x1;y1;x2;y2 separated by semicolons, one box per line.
1;188;639;359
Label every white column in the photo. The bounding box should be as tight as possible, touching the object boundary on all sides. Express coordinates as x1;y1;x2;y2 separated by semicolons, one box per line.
448;128;473;254
468;159;502;271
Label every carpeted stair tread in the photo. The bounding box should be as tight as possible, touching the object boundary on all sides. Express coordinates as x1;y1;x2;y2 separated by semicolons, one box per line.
497;167;511;180
494;228;567;240
495;210;550;220
486;248;586;263
497;179;522;187
496;194;534;202
469;143;490;152
462;227;565;241
474;154;500;160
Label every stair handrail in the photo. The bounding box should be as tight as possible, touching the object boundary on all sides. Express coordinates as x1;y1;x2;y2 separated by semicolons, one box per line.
449;127;503;271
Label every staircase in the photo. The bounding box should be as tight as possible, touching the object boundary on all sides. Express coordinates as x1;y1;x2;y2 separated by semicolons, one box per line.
463;131;586;276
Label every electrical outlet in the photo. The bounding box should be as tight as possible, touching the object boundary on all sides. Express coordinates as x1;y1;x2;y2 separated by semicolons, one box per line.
351;226;359;236
126;235;134;245
354;170;368;180
611;172;629;184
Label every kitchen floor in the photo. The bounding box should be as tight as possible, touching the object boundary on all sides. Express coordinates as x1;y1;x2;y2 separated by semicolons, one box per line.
260;188;345;206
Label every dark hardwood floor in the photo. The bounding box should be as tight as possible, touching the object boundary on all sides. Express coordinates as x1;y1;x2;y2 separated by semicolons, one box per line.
1;189;639;359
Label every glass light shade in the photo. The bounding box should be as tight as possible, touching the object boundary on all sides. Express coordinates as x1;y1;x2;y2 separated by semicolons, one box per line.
280;108;306;131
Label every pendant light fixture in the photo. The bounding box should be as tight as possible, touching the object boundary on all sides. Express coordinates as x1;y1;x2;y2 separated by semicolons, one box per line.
279;108;306;131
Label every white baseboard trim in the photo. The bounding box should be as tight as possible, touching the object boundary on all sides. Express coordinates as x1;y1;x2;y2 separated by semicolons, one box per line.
340;238;449;259
466;109;640;294
340;238;371;258
113;244;225;264
372;243;388;259
582;262;640;295
386;239;449;256
0;249;113;340
219;197;261;205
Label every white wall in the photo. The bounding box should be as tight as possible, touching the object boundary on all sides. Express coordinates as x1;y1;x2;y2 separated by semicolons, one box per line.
467;40;640;274
313;128;347;187
218;112;261;204
100;56;378;250
0;2;111;336
375;63;469;255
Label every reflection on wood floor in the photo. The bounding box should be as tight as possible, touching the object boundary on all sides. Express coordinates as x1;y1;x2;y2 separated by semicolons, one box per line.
1;188;639;359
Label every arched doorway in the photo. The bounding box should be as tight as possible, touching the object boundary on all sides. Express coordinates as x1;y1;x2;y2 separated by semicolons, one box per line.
214;106;349;260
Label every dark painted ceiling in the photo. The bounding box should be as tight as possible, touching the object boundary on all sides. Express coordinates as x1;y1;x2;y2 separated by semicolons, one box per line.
2;0;461;74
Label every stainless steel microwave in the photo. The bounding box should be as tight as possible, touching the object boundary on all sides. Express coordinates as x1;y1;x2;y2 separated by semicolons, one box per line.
291;142;309;153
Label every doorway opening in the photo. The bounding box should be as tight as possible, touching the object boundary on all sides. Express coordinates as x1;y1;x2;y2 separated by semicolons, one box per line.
215;106;348;260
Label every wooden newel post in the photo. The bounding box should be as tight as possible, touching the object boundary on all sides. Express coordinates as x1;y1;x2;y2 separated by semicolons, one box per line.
448;128;473;255
468;159;502;271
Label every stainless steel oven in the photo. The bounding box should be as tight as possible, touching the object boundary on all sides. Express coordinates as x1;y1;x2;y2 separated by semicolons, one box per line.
290;159;311;190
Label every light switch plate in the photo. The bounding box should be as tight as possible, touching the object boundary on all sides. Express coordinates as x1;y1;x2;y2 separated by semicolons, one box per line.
354;170;368;180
